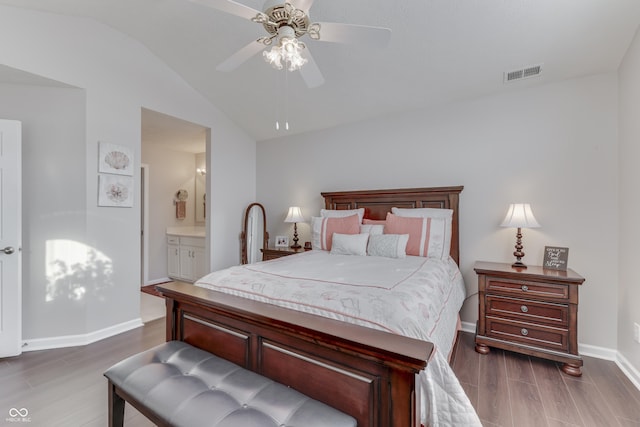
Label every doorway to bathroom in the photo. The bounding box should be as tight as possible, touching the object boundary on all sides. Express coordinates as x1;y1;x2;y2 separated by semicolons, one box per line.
140;108;209;320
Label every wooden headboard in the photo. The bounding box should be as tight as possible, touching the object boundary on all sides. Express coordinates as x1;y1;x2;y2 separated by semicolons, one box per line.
322;186;463;265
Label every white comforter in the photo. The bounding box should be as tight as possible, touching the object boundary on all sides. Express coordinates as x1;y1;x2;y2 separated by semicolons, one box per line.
196;251;481;426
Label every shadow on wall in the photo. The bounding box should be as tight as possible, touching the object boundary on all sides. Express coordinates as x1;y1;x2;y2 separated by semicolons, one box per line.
45;239;113;302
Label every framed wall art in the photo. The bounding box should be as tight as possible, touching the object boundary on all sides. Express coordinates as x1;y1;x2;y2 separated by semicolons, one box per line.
98;174;134;207
275;235;289;247
99;141;134;176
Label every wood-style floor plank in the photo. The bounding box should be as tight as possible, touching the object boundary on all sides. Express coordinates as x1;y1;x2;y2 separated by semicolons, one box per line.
477;348;513;426
529;357;582;426
452;331;640;427
507;378;548;427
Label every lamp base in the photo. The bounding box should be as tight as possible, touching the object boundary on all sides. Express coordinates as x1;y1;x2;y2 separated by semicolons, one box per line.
290;222;301;249
512;261;527;269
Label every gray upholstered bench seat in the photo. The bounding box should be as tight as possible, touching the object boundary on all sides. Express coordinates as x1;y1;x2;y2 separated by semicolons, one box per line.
104;340;356;427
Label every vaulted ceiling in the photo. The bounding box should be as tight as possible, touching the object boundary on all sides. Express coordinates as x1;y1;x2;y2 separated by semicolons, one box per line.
1;0;639;142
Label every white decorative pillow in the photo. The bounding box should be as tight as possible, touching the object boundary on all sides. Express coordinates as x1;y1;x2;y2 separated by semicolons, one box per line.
367;234;409;258
321;208;365;224
330;233;369;256
360;224;384;235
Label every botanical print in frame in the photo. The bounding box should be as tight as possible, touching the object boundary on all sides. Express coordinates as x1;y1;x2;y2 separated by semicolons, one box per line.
98;174;134;207
99;141;134;176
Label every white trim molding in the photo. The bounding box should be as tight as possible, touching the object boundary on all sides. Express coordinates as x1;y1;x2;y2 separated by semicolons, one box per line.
21;319;143;352
616;353;640;392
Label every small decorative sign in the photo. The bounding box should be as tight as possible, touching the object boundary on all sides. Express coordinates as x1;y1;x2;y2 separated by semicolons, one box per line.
543;246;569;270
275;235;289;247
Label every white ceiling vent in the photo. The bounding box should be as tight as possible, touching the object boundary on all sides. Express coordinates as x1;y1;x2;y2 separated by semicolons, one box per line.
504;64;543;83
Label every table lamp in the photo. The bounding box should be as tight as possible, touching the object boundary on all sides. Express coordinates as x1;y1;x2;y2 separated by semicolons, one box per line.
284;206;304;249
500;203;540;268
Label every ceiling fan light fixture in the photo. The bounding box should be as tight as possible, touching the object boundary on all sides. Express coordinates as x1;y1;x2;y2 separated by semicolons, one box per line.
262;26;307;71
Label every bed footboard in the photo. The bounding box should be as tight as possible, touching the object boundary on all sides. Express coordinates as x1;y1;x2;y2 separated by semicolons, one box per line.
157;282;433;427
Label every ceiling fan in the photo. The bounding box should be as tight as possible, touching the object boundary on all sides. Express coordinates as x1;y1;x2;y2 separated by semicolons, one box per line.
189;0;392;88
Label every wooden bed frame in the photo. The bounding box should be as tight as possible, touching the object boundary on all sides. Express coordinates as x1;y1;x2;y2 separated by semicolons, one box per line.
158;186;463;427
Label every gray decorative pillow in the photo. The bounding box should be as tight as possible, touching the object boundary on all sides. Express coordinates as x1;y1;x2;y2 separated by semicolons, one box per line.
367;234;409;258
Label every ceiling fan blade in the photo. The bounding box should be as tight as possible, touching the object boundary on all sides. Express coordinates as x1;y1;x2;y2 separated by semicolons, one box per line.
188;0;261;21
216;40;265;72
291;0;315;13
299;49;324;88
313;22;391;47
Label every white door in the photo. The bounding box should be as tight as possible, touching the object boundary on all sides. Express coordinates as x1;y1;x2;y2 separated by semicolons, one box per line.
0;120;22;357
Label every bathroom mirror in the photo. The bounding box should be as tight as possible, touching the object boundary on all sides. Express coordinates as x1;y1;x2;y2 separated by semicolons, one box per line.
241;203;269;264
195;163;206;224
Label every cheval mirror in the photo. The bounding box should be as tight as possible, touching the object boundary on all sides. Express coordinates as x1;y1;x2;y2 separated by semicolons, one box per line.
241;203;269;264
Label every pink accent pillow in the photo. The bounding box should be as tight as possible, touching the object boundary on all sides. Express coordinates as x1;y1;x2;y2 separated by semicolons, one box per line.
363;219;386;225
319;214;361;251
384;213;451;259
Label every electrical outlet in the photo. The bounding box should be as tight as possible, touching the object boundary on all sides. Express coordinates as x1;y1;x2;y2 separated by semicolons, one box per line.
635;323;640;344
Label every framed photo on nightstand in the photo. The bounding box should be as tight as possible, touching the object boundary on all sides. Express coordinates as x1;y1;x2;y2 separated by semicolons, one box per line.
275;235;289;247
543;246;569;270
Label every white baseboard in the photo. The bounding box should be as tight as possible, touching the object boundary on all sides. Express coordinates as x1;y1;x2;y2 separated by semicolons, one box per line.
21;318;143;352
459;320;639;391
616;352;640;392
578;342;617;361
461;320;476;334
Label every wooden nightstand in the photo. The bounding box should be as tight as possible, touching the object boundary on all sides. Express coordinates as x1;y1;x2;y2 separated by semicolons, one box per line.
261;247;307;261
474;261;585;376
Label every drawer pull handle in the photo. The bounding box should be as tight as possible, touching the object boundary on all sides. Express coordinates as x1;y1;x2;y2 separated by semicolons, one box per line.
521;305;529;313
521;328;529;336
521;285;529;292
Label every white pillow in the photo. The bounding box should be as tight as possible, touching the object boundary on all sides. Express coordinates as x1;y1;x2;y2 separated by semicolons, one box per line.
360;224;384;235
311;216;323;250
330;233;369;256
321;208;365;223
391;207;453;219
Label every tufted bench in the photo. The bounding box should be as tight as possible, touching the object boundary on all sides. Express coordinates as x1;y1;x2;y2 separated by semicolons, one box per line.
104;340;356;427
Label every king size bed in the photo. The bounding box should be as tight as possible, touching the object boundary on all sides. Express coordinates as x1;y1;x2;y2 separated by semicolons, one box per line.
157;186;481;426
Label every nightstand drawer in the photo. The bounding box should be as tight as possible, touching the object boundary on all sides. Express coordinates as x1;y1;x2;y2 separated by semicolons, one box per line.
486;277;569;302
486;317;569;352
486;295;569;327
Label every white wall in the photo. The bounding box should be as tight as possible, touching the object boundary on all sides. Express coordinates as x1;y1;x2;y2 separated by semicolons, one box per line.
618;27;640;373
257;73;619;352
0;84;88;338
0;5;256;345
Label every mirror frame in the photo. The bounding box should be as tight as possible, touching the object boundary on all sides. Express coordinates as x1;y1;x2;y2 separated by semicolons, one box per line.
241;202;269;264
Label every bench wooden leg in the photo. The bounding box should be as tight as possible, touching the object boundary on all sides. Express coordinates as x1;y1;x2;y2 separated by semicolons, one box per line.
108;381;125;427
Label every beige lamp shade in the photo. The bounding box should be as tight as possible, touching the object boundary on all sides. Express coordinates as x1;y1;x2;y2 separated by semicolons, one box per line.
500;203;540;229
284;206;304;223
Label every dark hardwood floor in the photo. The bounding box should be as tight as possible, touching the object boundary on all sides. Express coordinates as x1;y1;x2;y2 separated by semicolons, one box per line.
0;318;165;427
451;331;640;426
1;320;639;427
